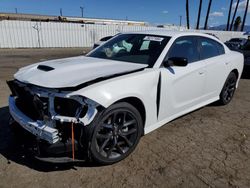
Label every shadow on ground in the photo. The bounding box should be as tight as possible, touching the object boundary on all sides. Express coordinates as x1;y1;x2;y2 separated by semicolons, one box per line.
0;106;98;172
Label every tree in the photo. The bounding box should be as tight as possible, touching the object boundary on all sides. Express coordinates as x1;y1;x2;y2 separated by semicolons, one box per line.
204;0;213;30
230;0;240;31
186;0;190;29
234;16;242;31
227;0;234;31
196;0;203;29
241;0;250;31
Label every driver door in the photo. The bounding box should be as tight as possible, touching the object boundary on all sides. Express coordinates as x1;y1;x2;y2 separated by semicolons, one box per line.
158;36;207;121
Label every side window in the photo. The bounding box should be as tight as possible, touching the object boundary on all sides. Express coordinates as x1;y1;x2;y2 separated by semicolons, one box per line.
166;36;199;63
199;37;225;60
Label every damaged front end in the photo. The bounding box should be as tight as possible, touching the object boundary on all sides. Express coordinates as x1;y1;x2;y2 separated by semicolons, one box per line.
7;80;101;162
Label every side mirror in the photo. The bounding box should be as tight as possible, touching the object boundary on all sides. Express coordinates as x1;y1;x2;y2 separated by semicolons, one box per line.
163;57;188;67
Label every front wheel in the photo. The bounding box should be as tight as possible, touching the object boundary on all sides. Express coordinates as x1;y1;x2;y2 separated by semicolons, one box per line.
219;72;237;105
87;102;143;165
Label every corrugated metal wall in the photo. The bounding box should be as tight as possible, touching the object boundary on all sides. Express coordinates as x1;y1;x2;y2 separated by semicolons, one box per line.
0;20;246;48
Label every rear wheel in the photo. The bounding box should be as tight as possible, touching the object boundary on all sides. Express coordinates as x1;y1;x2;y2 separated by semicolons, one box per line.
219;72;237;105
87;102;143;165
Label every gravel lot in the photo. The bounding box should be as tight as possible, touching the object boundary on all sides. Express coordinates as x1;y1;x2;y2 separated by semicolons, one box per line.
0;48;250;188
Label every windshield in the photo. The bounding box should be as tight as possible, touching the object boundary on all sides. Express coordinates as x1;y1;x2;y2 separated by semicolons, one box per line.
100;36;113;41
88;34;171;67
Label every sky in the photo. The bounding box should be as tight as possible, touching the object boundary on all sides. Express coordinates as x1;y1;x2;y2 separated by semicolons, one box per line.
0;0;250;28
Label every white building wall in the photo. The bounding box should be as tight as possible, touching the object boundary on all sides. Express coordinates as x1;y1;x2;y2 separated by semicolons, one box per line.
0;20;246;48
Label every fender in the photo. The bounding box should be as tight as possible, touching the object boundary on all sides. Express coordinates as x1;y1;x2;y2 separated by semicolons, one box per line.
68;69;160;128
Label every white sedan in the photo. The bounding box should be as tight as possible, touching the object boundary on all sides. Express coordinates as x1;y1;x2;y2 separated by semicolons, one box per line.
8;31;244;164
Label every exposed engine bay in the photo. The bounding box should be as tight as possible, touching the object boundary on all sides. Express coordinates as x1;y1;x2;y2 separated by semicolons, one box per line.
7;80;101;161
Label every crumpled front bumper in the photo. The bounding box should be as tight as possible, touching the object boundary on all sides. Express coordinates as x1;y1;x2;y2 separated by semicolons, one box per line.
9;96;59;144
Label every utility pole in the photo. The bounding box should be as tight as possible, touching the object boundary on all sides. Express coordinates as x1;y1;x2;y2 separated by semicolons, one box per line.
204;0;212;30
80;6;84;18
230;0;240;31
186;0;190;29
60;8;63;16
241;0;250;31
15;8;18;14
196;0;202;30
179;15;182;26
226;0;233;31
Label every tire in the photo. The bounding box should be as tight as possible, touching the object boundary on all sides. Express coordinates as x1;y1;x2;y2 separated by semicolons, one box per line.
219;72;237;105
85;102;143;165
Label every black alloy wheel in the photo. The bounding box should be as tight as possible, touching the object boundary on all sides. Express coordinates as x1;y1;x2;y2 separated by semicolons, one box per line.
219;72;237;105
89;102;143;164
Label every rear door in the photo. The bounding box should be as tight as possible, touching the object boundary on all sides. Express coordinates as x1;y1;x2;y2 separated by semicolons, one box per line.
198;37;229;99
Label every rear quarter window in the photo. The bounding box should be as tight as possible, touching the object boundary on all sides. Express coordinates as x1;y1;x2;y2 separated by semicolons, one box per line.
199;37;225;60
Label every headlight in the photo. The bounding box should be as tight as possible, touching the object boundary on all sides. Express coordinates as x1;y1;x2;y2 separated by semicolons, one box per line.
54;97;87;117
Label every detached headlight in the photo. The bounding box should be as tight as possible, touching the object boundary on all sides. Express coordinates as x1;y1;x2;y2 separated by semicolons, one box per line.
54;97;87;117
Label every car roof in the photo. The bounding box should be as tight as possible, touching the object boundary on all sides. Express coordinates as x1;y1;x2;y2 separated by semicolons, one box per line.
122;30;230;54
124;30;217;39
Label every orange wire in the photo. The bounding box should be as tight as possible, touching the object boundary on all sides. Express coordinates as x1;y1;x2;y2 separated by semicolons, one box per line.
71;121;75;161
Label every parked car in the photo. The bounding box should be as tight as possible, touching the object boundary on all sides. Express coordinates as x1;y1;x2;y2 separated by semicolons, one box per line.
93;35;114;49
239;39;250;67
8;31;244;164
225;38;247;51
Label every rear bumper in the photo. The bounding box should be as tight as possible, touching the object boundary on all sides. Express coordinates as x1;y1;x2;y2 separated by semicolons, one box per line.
9;96;59;144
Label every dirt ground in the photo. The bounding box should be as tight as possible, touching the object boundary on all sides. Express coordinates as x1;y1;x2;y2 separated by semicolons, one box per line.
0;48;250;188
